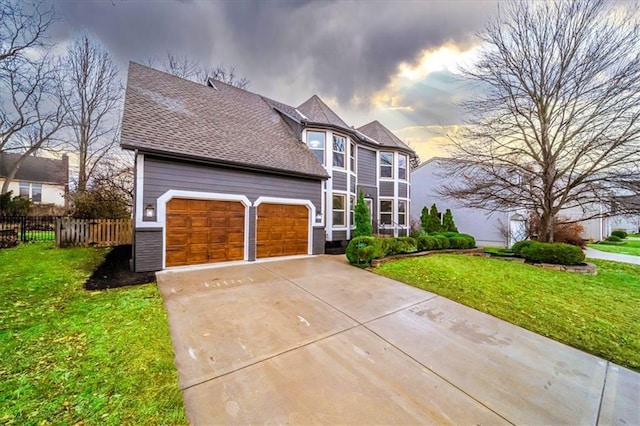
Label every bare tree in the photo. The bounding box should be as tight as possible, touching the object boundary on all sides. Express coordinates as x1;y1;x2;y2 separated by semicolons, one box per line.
0;1;54;63
60;34;122;192
443;0;640;242
149;51;250;89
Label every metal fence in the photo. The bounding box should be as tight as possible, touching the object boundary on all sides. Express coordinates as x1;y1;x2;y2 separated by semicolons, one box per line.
0;216;57;242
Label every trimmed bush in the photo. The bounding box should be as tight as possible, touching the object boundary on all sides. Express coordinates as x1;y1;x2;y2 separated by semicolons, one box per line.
519;242;585;265
346;236;377;265
611;230;628;239
394;237;418;254
374;238;395;258
417;235;437;251
432;235;450;249
605;235;622;242
511;240;535;256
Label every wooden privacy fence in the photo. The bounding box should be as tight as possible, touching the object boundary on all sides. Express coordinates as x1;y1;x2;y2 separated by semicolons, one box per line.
56;218;132;248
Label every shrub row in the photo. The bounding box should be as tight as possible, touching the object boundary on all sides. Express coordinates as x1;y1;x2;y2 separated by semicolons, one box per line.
346;233;476;266
511;240;585;265
611;230;628;239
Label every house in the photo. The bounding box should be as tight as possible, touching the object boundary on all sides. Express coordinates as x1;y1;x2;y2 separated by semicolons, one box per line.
120;63;415;272
411;157;638;246
0;152;69;212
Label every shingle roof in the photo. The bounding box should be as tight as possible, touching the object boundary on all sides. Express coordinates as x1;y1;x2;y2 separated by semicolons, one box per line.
297;95;350;128
357;120;414;153
120;63;328;179
261;97;305;122
0;153;68;185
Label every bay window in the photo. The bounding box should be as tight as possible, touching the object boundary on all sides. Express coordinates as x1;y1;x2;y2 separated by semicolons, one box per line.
399;154;407;180
350;141;356;171
332;194;346;227
380;199;393;225
333;135;345;168
307;131;325;165
398;200;407;225
380;152;393;178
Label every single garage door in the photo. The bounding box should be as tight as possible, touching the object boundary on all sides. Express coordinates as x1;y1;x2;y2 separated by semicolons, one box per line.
256;203;309;258
166;198;245;267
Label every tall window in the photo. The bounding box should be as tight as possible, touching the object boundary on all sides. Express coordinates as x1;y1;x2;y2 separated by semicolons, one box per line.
333;135;345;168
380;199;393;225
31;183;42;203
380;152;393;178
19;182;30;199
398;154;407;180
350;141;356;171
332;194;346;227
307;131;325;165
350;195;356;225
398;200;407;225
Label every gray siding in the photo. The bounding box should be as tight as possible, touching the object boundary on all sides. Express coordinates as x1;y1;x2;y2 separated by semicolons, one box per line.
380;181;394;197
357;147;377;186
350;175;356;194
312;227;325;254
144;156;322;208
332;171;348;191
332;230;347;240
135;228;163;272
398;182;408;198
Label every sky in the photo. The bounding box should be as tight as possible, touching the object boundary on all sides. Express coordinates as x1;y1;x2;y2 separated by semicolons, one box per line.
47;0;498;161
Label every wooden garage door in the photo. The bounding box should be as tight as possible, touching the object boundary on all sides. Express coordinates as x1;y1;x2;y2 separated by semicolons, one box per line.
166;198;245;267
256;203;309;258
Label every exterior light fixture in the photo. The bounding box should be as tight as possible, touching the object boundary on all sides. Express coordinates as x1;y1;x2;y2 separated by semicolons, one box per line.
145;204;155;218
315;213;323;223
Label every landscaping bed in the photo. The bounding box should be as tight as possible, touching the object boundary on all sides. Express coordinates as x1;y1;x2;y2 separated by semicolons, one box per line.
0;242;186;424
375;254;640;372
85;244;156;290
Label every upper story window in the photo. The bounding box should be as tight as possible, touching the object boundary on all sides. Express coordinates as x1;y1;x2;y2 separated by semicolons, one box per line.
307;131;325;165
398;154;407;180
380;152;393;178
350;141;356;172
333;135;346;168
332;194;346;227
19;181;42;203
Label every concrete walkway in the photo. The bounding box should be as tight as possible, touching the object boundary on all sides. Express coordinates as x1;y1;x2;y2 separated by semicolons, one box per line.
585;247;640;265
157;256;639;425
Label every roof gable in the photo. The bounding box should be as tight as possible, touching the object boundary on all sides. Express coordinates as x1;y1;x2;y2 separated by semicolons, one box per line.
357;120;414;153
120;63;328;179
297;95;349;128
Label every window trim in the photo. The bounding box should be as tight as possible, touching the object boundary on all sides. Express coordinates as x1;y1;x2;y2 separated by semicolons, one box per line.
350;141;357;172
307;130;326;165
379;198;394;226
398;199;407;226
332;193;347;228
332;134;346;169
380;152;394;179
31;183;42;203
349;195;356;228
398;154;408;181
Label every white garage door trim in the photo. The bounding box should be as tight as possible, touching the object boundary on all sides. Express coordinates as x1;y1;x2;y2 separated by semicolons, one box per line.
253;196;316;256
158;190;251;269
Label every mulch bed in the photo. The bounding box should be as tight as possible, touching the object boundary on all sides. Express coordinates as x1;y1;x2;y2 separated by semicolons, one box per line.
84;244;156;290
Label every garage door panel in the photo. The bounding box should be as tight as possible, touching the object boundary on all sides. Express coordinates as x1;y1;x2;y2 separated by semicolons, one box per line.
166;198;245;267
256;203;309;259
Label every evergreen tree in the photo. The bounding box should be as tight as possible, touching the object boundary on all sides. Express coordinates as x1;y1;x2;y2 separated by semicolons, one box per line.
353;190;372;237
442;208;458;232
420;206;430;233
427;203;442;233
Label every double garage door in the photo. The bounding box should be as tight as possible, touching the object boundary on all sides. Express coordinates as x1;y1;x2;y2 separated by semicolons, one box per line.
165;199;309;267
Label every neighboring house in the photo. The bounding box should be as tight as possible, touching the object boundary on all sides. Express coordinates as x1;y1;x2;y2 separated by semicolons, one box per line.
121;63;415;272
411;157;638;247
0;153;69;210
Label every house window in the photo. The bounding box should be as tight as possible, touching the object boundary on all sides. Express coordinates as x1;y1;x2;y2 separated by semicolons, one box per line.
350;141;356;172
19;182;30;199
307;131;325;165
31;183;42;203
350;195;355;225
399;155;407;180
398;200;407;225
332;194;346;227
380;152;393;178
333;135;345;168
380;199;393;225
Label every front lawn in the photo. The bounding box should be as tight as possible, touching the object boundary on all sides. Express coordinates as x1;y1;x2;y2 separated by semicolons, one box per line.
588;239;640;256
375;254;640;371
0;243;187;424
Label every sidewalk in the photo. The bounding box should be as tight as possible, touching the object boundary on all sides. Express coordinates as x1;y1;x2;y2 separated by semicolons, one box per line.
585;247;640;265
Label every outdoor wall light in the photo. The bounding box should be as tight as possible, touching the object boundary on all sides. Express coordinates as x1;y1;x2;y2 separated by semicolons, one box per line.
315;213;323;223
145;204;155;218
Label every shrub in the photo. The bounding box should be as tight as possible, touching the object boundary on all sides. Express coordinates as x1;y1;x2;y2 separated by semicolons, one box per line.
442;208;458;232
605;235;622;242
417;235;437;251
394;237;418;254
511;240;535;256
554;221;586;247
432;235;450;249
352;190;372;238
519;242;585;265
611;230;628;239
345;236;377;265
448;236;467;249
0;191;31;216
373;237;395;258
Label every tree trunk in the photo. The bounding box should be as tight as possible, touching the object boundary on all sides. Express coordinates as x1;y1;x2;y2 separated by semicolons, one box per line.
539;211;555;242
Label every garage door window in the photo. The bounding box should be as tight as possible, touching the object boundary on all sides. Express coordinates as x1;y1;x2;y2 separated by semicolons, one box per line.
333;194;345;227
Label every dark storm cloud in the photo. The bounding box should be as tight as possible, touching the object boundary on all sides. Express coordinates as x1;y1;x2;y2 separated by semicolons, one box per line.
48;0;495;108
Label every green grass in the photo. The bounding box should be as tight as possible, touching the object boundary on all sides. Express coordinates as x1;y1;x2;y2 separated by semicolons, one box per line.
375;254;640;371
0;242;187;425
588;239;640;256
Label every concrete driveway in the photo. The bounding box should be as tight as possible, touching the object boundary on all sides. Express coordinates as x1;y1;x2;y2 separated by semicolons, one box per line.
157;256;639;425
